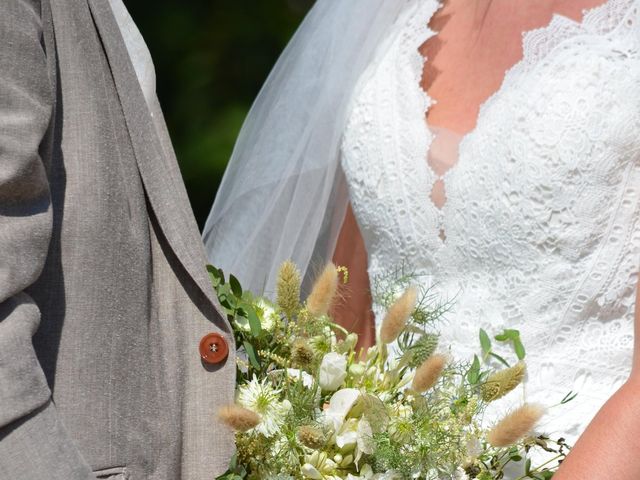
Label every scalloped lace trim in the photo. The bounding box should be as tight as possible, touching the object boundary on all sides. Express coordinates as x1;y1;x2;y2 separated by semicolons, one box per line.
411;0;639;244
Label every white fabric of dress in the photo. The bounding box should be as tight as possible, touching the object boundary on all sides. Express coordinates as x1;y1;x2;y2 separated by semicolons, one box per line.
340;0;640;448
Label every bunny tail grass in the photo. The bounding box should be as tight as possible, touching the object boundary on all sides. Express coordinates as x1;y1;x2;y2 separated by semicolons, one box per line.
411;353;447;393
306;262;339;316
217;404;261;432
277;260;301;318
380;285;418;344
487;403;546;447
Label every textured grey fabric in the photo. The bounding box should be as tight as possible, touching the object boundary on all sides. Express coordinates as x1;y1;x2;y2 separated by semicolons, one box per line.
108;0;155;107
0;0;237;479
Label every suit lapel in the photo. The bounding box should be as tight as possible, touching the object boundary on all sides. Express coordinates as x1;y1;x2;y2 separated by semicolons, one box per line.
86;0;221;315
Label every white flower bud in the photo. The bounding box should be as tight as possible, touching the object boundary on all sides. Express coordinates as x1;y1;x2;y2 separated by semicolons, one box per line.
319;352;348;391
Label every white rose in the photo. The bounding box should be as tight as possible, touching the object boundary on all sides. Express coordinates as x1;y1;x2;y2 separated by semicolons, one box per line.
319;352;347;391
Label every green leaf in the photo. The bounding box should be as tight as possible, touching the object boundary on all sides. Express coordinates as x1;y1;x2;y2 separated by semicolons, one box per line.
219;291;237;311
525;458;532;475
489;351;511;368
246;306;262;337
477;370;491;383
219;297;233;310
243;340;261;369
207;264;224;287
217;283;231;300
479;328;492;355
560;390;578;404
229;274;243;298
226;294;237;309
495;328;520;342
466;354;481;384
514;338;526;360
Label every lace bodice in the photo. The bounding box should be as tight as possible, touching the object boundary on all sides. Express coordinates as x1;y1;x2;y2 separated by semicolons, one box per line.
340;0;640;449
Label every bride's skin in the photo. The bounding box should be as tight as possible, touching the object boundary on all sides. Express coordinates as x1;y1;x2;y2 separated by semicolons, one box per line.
331;0;640;477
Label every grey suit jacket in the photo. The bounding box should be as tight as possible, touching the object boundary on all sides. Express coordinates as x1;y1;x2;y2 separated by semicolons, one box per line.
0;0;237;479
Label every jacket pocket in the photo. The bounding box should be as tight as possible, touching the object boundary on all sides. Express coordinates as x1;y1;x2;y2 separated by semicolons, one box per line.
93;466;129;479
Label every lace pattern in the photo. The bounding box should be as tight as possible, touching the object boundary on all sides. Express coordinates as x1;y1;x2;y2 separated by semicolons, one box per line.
340;0;640;447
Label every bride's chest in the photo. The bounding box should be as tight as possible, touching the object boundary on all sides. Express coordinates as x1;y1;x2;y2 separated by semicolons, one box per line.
340;9;640;269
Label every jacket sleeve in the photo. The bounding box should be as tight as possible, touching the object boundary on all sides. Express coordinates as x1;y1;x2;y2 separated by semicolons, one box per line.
0;1;97;478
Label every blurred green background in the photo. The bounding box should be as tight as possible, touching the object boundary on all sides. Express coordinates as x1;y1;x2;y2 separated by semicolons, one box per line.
127;0;313;228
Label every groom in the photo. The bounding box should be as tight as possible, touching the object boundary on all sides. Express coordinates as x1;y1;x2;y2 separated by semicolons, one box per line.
0;0;236;478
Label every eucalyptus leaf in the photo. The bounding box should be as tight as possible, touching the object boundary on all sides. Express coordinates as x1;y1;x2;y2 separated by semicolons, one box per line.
217;283;231;298
514;338;526;360
243;340;260;369
219;297;233;311
207;264;224;287
226;294;237;309
229;274;243;298
494;328;520;342
479;328;492;355
246;306;262;337
467;354;481;384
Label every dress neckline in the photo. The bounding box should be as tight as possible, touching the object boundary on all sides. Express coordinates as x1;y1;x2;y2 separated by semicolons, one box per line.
416;0;637;249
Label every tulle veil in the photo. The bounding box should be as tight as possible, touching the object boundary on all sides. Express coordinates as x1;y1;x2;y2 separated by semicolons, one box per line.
202;0;408;297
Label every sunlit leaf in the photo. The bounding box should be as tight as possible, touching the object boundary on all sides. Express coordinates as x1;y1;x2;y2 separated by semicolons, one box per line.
243;340;260;369
246;306;262;337
514;338;526;360
467;354;481;384
479;328;492;355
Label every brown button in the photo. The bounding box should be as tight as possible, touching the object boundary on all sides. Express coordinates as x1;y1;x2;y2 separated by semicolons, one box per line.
199;332;229;364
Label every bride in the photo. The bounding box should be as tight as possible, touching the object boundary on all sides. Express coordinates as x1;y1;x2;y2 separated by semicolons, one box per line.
203;0;640;477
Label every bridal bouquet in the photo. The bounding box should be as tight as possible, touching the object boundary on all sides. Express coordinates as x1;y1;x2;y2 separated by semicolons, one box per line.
211;261;575;480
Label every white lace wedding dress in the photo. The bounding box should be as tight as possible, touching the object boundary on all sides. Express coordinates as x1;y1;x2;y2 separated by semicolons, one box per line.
340;0;640;452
